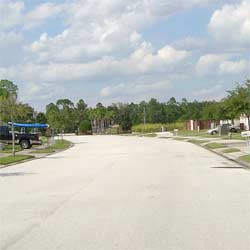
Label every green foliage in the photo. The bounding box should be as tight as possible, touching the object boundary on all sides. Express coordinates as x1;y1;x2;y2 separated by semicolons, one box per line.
36;112;47;124
1;78;250;134
132;122;185;133
79;120;91;134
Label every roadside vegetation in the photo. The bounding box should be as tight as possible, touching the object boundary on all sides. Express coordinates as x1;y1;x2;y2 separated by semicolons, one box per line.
222;148;241;154
31;139;71;154
239;155;250;163
188;139;209;144
206;143;227;149
0;144;22;154
0;155;34;165
0;79;250;135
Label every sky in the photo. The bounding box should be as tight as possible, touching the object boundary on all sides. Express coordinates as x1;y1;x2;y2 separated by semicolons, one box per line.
0;0;249;111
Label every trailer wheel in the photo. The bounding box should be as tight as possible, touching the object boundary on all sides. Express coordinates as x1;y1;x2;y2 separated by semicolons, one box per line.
20;140;31;149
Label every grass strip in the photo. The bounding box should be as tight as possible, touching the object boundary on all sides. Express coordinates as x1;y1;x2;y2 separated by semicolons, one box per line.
206;143;227;149
47;139;71;150
143;133;157;138
0;155;34;165
222;148;241;154
238;155;250;163
188;139;209;144
173;137;188;141
0;145;23;154
30;149;55;154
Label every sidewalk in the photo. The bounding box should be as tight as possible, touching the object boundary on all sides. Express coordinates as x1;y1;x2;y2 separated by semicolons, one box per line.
157;132;250;168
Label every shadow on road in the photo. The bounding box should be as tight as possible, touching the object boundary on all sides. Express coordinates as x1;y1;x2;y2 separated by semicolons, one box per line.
211;166;244;169
0;172;35;177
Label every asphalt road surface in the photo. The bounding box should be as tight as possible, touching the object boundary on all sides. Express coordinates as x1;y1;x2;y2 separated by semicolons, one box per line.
0;136;250;250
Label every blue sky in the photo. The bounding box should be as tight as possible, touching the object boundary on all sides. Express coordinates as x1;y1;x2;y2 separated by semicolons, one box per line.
0;0;249;111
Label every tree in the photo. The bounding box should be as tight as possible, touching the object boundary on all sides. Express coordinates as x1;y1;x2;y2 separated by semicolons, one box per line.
36;112;47;124
225;79;250;126
0;79;18;99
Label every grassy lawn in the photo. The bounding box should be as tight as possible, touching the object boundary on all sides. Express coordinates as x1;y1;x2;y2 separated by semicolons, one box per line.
30;148;55;154
48;139;71;150
173;137;188;141
0;155;34;165
177;130;245;140
143;133;157;137
222;148;241;154
238;155;250;163
188;139;209;144
206;143;227;149
0;145;23;154
177;130;207;137
30;139;71;154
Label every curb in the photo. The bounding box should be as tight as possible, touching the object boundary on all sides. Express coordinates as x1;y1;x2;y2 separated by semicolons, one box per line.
202;145;250;170
187;141;250;170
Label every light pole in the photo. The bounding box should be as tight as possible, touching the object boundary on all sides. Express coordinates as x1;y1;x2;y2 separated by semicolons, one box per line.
143;106;146;135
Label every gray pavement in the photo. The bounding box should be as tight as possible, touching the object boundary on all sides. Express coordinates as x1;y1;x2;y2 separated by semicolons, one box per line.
0;135;250;250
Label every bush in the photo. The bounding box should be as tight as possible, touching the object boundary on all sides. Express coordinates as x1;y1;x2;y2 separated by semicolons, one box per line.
132;122;185;133
79;120;92;134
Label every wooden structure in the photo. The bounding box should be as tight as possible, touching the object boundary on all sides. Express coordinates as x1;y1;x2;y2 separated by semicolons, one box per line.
186;120;220;131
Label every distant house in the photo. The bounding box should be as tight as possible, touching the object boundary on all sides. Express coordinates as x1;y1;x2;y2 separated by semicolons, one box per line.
186;120;220;131
186;116;249;131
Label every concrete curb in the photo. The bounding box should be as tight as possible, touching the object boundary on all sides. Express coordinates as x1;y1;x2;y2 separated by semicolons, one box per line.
202;145;250;170
183;140;250;170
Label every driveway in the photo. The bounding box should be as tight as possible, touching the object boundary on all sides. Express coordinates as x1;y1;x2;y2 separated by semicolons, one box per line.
0;135;250;250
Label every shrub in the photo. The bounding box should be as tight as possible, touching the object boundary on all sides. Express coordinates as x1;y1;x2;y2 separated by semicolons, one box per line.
79;120;92;134
132;122;185;133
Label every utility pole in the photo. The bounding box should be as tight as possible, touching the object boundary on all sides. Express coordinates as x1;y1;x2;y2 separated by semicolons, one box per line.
11;120;15;157
143;106;146;135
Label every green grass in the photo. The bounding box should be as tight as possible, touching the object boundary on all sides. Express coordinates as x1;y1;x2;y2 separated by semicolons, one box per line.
177;130;207;137
143;133;157;138
30;139;71;154
178;130;245;140
173;137;188;141
238;155;250;163
188;139;209;144
132;122;185;133
222;148;241;154
206;143;227;149
0;155;34;165
0;145;23;154
30;148;55;154
47;139;71;150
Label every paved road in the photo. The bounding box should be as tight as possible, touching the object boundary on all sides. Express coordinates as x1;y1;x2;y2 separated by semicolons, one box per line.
0;136;250;250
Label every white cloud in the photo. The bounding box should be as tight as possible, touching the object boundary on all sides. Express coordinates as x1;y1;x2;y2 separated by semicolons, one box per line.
219;60;250;74
196;54;250;76
193;84;222;96
100;80;172;103
0;1;63;32
209;0;250;50
192;84;224;100
23;2;63;30
196;54;227;76
0;1;24;31
4;43;189;83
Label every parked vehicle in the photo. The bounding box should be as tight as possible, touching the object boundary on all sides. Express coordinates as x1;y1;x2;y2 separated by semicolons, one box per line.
0;125;42;149
207;124;241;135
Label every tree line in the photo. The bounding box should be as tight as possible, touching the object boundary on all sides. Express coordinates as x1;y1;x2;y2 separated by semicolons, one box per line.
0;79;250;133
